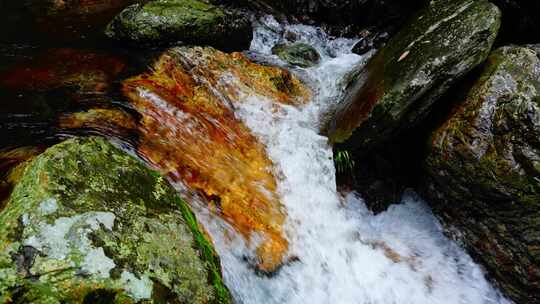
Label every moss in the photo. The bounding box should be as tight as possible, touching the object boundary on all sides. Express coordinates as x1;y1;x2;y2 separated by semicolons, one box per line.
328;0;501;150
105;0;252;51
271;43;320;68
425;46;540;303
0;137;231;303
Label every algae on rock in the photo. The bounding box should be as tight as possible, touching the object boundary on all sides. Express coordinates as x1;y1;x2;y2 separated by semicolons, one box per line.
425;45;540;303
0;136;231;303
105;0;253;51
271;43;321;68
327;0;500;151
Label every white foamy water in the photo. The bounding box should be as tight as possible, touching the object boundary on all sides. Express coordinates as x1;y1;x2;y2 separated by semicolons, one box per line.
188;16;511;304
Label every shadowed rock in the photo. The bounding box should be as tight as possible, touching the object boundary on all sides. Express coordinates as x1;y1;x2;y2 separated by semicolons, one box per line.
425;45;540;303
326;0;500;152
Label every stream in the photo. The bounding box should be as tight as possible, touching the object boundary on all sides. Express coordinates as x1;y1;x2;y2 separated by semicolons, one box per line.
177;17;511;304
0;13;514;304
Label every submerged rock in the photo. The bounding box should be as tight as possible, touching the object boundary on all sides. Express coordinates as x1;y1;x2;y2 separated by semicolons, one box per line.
122;46;309;272
425;45;540;303
0;137;231;303
326;0;500;151
0;0;137;44
0;48;126;100
0;48;129;147
272;43;320;68
105;0;252;51
58;108;138;140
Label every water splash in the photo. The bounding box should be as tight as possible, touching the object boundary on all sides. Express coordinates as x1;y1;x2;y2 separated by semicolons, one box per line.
189;16;511;304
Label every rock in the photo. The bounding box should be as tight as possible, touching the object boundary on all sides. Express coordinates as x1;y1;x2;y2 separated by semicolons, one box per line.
0;136;231;303
0;48;128;147
425;45;540;303
58;108;138;140
0;0;137;44
272;43;320;68
326;0;501;152
351;31;389;55
105;0;253;51
0;48;126;99
122;46;309;272
0;146;45;208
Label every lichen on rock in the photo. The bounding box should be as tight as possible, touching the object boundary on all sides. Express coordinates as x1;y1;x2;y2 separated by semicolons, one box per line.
425;45;540;303
0;136;231;303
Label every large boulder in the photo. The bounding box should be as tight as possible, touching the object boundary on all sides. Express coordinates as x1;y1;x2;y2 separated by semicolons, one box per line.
425;45;540;303
326;0;500;151
121;47;310;273
105;0;252;51
0;136;231;303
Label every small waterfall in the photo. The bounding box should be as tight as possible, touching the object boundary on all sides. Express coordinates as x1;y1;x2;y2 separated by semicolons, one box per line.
183;16;511;304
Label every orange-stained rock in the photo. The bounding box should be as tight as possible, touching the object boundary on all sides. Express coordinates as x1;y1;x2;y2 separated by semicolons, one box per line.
173;47;310;106
0;48;125;96
58;108;137;139
122;47;310;272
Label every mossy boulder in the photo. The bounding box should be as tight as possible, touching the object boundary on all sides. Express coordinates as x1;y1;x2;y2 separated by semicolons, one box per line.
326;0;500;151
271;43;320;68
0;136;231;303
425;45;540;303
105;0;252;51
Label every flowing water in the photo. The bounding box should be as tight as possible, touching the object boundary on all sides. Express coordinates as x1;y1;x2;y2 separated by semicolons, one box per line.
182;16;512;304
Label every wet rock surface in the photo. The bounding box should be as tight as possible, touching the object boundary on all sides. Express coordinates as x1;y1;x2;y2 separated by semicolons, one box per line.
326;0;501;152
271;42;320;68
351;31;389;55
0;136;231;303
105;0;252;51
425;45;540;303
121;46;310;273
0;48;130;149
0;48;126;96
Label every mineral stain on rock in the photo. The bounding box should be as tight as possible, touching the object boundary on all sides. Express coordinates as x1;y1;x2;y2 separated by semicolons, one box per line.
122;46;310;273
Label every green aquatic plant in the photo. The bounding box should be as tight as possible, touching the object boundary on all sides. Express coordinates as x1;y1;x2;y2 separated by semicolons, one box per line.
334;149;355;173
